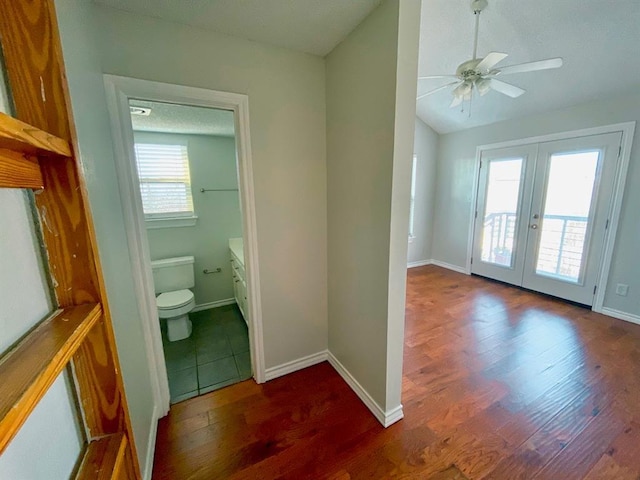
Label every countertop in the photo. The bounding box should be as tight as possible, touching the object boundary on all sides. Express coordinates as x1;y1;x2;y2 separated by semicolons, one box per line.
229;237;244;266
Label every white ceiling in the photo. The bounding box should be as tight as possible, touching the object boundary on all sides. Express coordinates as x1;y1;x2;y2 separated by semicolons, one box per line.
98;0;640;134
417;0;640;133
130;100;235;136
93;0;382;56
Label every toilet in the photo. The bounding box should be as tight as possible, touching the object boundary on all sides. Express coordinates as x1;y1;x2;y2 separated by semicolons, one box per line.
151;256;196;342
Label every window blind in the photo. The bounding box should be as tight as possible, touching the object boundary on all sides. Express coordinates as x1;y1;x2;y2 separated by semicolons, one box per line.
133;143;194;218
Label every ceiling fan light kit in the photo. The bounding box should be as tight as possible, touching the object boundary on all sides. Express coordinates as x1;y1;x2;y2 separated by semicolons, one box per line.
417;0;563;111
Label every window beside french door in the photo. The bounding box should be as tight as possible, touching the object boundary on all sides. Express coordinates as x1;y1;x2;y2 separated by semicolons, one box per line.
471;132;623;306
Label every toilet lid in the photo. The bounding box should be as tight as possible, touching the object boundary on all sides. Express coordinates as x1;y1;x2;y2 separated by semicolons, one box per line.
157;289;194;309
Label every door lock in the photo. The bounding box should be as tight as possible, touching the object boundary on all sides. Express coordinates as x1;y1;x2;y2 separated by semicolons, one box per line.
533;214;540;219
530;224;538;230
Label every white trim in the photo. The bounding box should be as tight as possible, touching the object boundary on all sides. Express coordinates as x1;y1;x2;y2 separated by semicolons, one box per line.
103;78;171;417
468;122;636;312
431;259;470;275
466;146;482;274
476;123;635;151
327;352;404;428
407;259;432;268
593;123;636;311
103;76;266;421
192;298;236;313
145;215;198;229
142;404;159;480
264;350;328;381
599;307;640;326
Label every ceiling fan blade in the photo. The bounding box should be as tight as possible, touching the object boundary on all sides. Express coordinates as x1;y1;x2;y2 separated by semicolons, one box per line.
475;52;508;72
417;81;460;100
490;79;526;98
418;75;459;80
497;57;563;76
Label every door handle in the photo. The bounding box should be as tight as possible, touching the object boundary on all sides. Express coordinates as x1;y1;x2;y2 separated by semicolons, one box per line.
530;224;538;230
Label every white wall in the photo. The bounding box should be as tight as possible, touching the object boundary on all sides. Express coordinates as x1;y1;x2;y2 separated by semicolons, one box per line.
94;6;329;369
408;117;438;264
385;0;422;411
0;190;82;479
54;0;157;474
136;132;242;306
326;0;421;413
432;91;640;317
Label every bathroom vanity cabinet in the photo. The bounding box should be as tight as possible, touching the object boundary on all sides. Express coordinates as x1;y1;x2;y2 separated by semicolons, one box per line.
229;238;248;325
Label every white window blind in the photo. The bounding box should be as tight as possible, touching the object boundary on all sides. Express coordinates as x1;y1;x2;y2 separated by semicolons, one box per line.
134;143;194;218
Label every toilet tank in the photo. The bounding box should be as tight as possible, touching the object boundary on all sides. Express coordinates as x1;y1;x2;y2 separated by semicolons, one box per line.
150;256;195;294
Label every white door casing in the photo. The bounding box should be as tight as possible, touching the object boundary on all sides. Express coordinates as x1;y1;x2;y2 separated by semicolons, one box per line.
469;122;635;311
103;75;265;418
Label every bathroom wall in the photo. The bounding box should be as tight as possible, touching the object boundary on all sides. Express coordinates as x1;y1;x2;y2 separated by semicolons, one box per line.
0;189;83;479
135;131;242;307
95;2;329;374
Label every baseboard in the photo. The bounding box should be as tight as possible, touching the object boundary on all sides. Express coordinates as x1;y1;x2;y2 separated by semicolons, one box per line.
599;307;640;326
407;259;432;268
142;404;159;480
264;350;329;381
431;259;469;275
327;351;403;428
192;298;236;312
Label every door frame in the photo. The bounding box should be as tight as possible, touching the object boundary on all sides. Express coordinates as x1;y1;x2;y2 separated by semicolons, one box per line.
466;122;636;313
103;75;266;416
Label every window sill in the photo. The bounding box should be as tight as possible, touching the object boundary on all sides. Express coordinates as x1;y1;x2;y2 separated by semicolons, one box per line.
145;215;198;229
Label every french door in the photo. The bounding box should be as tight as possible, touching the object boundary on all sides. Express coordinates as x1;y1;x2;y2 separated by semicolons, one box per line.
471;132;623;305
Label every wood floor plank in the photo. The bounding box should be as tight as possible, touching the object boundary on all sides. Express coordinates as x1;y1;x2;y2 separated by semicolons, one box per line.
152;266;640;479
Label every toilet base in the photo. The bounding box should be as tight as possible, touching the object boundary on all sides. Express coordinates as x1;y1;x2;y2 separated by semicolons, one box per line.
166;313;193;342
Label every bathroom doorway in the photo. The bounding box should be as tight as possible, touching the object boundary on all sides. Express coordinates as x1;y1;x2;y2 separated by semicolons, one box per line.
104;76;264;414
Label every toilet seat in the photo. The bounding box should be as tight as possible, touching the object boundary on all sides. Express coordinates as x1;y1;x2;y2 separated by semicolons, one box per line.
157;289;194;310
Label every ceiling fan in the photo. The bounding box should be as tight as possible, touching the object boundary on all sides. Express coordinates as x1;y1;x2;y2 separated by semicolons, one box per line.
418;0;563;108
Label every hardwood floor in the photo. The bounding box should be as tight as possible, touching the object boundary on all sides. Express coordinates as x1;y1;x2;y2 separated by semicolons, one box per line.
152;265;640;479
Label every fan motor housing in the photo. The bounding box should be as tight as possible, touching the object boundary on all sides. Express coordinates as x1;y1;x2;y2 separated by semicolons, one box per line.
456;59;483;80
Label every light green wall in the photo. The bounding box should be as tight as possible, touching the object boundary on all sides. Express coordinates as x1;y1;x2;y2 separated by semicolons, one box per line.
326;0;421;412
433;91;640;317
136;131;242;305
94;4;328;370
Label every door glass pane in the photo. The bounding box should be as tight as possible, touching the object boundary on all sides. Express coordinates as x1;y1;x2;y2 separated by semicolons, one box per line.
535;151;599;283
481;158;523;267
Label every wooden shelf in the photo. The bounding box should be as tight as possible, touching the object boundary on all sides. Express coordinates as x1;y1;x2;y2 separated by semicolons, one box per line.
0;303;102;454
0;111;72;189
76;433;128;480
0;111;71;157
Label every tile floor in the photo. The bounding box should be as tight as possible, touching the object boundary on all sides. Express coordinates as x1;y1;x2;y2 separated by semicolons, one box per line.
161;304;251;403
